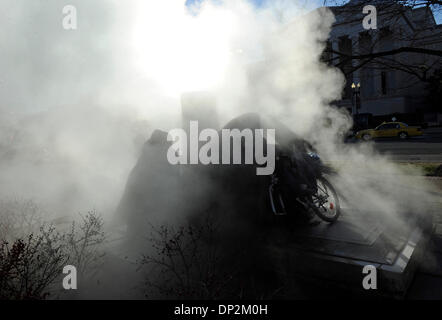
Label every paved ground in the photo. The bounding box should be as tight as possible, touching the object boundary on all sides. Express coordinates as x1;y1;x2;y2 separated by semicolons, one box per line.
275;176;442;299
407;182;442;299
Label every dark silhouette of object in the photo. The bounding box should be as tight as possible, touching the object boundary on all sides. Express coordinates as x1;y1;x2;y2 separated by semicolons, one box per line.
115;129;180;245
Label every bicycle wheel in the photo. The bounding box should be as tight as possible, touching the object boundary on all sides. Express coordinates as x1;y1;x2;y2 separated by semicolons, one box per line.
310;177;341;223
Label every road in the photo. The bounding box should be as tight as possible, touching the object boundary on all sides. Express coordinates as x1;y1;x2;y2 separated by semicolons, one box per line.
369;130;442;162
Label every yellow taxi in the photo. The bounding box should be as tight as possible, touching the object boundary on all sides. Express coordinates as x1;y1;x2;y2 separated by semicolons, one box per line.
355;122;423;141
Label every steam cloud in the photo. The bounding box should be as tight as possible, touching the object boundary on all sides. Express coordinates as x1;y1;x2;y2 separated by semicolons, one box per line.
0;0;344;214
0;0;438;298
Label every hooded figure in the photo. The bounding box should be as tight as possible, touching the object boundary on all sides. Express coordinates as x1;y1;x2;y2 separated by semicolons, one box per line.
115;129;180;244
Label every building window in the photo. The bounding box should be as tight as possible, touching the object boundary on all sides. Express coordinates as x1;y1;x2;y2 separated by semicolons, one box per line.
381;71;387;95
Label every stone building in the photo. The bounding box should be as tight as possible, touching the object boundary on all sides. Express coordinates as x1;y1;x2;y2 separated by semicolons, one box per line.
325;0;442;120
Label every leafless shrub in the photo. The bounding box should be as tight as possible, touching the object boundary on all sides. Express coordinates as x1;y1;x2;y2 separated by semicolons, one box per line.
139;214;242;299
0;198;45;241
138;211;282;300
0;227;68;300
0;200;106;300
65;211;106;277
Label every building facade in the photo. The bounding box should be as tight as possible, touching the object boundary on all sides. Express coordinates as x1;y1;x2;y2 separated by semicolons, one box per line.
326;0;442;120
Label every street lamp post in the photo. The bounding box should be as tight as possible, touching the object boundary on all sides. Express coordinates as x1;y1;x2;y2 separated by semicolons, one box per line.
351;82;361;116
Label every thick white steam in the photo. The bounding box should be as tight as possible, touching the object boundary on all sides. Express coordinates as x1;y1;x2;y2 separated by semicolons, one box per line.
0;0;437;226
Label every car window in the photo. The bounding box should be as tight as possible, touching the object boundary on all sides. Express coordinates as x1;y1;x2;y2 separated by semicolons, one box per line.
378;124;394;130
387;123;397;129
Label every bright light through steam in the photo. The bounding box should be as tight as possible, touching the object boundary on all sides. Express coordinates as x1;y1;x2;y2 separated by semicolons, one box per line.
131;1;236;94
